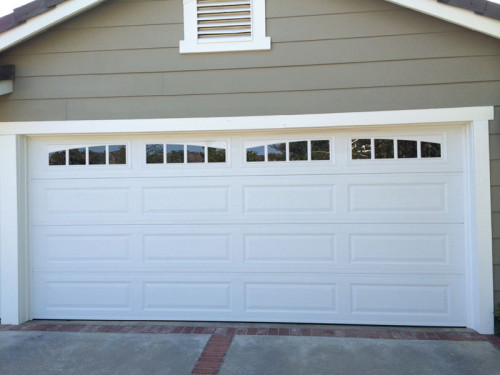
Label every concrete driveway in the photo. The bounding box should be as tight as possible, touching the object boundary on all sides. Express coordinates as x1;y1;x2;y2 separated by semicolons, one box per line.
0;321;499;375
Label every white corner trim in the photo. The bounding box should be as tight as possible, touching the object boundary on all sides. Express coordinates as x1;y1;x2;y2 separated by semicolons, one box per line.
0;106;494;136
385;0;500;39
466;120;494;334
0;0;107;53
0;80;13;95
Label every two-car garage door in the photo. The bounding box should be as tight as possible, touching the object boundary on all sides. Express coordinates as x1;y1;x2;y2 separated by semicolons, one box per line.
29;125;467;326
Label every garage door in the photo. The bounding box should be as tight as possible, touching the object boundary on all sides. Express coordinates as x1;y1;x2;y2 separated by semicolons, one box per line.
29;125;467;326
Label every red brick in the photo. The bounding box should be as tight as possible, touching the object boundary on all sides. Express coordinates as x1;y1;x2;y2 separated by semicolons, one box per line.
345;330;357;338
323;329;334;337
182;327;195;334
437;333;450;340
235;328;246;335
269;328;279;335
426;332;440;340
247;328;257;335
193;327;205;334
356;330;370;338
197;357;223;364
8;325;22;331
301;328;311;336
62;324;84;332
256;328;268;335
401;332;414;340
414;332;428;340
391;331;404;340
192;368;219;375
158;326;175;334
226;328;236;335
278;328;289;336
80;325;105;333
378;331;393;339
172;326;184;334
193;362;221;369
367;330;380;339
312;329;323;337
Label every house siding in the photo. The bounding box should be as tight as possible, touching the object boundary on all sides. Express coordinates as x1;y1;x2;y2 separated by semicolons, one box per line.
0;0;499;306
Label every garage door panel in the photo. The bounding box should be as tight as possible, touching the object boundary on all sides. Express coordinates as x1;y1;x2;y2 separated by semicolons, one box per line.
29;127;468;325
32;224;465;273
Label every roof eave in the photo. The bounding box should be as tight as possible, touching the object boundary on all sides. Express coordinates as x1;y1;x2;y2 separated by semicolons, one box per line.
0;0;106;53
385;0;500;39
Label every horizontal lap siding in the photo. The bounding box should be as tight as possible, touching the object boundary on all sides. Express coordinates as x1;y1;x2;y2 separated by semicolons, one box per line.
0;0;499;305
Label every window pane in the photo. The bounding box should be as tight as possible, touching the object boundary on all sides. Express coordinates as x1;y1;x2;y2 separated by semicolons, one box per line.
351;139;371;159
146;144;164;164
208;147;226;163
268;143;286;162
69;147;86;165
247;146;265;162
311;140;330;161
49;150;66;166
89;146;106;165
397;140;417;159
289;141;307;161
167;144;184;163
375;139;394;159
109;145;126;164
421;142;441;158
187;145;205;163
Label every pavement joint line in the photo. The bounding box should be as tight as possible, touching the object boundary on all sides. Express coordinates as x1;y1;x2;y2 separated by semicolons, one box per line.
0;322;498;350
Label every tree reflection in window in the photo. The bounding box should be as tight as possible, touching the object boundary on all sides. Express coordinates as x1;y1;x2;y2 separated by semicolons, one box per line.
398;140;417;158
375;139;394;159
109;145;126;164
289;141;307;161
89;146;106;165
421;142;441;158
166;144;184;163
268;143;286;162
49;150;66;165
69;147;86;165
208;147;226;163
352;139;371;159
247;146;265;162
146;144;164;164
187;145;205;163
311;140;330;160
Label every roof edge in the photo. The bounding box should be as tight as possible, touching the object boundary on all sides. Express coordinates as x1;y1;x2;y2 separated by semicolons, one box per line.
0;0;106;53
385;0;500;39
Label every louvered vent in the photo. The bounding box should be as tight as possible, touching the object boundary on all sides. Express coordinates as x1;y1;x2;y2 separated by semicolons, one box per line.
197;0;252;40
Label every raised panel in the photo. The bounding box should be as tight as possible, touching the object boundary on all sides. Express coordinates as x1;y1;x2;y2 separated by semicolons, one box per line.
244;185;334;213
349;183;446;213
351;284;450;314
350;234;448;265
143;234;230;262
244;235;335;263
245;283;337;312
143;282;231;311
44;235;130;263
44;282;131;310
142;187;229;213
44;187;130;214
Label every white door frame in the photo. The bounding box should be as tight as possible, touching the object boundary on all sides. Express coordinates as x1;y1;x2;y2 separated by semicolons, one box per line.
0;106;494;333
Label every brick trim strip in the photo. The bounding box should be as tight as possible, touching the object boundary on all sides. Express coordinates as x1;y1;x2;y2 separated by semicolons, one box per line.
191;328;235;375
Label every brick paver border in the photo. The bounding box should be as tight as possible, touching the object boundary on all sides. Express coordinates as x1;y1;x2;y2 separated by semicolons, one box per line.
1;323;498;375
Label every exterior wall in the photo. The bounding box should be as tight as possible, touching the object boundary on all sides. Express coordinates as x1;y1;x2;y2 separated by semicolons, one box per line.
0;0;499;307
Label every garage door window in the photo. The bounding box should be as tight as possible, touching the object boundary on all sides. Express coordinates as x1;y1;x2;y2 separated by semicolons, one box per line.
351;138;442;160
49;145;127;166
146;143;227;164
246;139;331;163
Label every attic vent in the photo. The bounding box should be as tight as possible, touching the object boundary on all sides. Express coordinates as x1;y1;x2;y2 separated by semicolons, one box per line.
180;0;270;53
197;0;252;40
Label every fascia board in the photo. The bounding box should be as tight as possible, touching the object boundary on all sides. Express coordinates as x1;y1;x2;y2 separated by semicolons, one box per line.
385;0;500;39
0;0;107;53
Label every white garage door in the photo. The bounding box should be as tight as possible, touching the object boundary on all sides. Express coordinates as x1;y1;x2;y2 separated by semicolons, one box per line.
29;125;467;326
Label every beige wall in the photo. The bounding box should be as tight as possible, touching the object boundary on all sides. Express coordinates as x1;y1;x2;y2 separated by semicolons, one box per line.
0;0;499;307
